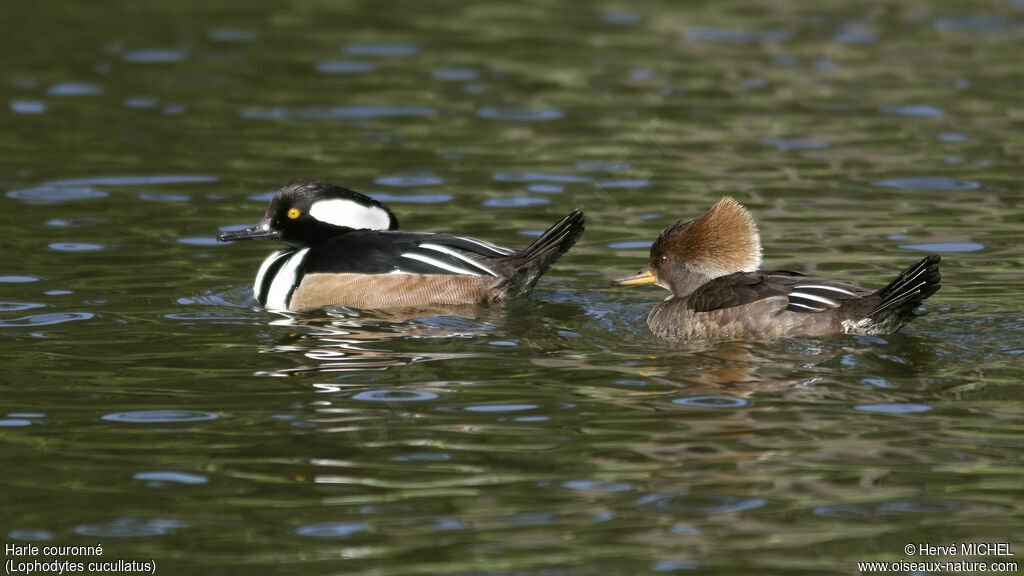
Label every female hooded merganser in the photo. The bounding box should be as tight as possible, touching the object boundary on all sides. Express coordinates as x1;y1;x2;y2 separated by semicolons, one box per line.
613;197;941;340
218;180;585;311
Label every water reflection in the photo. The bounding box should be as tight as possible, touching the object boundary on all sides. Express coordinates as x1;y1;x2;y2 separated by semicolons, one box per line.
253;310;496;377
101;410;219;423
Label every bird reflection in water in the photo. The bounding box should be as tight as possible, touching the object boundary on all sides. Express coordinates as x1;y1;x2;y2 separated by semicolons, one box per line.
253;306;500;379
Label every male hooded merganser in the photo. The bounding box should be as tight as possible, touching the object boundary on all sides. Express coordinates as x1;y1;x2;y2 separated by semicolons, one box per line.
613;197;941;340
218;180;585;311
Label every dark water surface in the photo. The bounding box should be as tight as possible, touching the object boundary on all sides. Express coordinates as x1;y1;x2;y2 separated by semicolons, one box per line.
3;1;1023;574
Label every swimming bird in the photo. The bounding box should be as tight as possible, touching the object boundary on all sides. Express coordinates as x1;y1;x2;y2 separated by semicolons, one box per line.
613;197;941;340
218;180;585;311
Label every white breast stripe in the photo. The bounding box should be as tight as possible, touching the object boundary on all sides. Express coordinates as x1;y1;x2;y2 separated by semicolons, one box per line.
309;198;392;230
796;284;859;297
265;248;310;310
254;250;291;300
452;235;515;255
789;291;839;307
401;252;481;276
418;243;497;276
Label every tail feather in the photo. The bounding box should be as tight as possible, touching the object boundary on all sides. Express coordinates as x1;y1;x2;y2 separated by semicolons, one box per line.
868;254;941;323
501;208;585;297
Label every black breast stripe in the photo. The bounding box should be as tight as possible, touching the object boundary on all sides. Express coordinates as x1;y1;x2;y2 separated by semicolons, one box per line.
256;251;293;306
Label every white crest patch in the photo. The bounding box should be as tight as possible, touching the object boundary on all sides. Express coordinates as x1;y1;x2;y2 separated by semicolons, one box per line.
264;248;310;310
308;198;392;230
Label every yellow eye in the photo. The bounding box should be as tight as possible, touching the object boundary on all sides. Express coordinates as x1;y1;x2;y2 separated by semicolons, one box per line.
287;208;301;219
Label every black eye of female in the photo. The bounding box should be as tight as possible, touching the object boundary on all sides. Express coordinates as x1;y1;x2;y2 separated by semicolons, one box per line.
659;255;668;264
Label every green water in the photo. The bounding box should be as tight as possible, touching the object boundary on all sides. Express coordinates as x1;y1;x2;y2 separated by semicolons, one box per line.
3;1;1023;574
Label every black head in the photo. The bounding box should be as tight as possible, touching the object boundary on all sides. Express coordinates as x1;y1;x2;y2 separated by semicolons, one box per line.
217;180;399;248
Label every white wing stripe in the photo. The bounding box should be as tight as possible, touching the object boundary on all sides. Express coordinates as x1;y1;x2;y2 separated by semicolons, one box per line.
789;291;839;307
788;301;825;312
401;252;481;276
418;243;497;276
449;235;515;255
796;284;858;297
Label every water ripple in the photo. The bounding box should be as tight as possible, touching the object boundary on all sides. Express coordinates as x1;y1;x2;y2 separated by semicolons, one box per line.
595;179;650;189
124;97;157;108
483;197;550;208
433;67;479;81
140;192;190;202
603;11;642;25
0;302;47;312
133;471;209;485
636;492;766;515
10;100;45;114
295;522;368;538
880;104;943;117
315;60;375;74
563;479;632;492
813;504;869;518
684;28;791;42
576;161;630;171
48;242;105;252
672;395;750;408
207;28;259;42
122;49;187;63
101;410;219;423
352;390;440;402
374;175;445;187
463;403;537;413
47;82;103;96
761;139;829;150
177;237;220;246
608;240;652;249
0;419;35;427
369;193;453;204
873;177;980;190
240;105;436;120
344;43;417;56
853;403;933;414
476;108;565;121
45;175;216;187
899;242;984;253
527;184;563;194
74;517;186;537
7;530;54;541
934;15;1017;32
7;186;108;204
493;172;589;183
0;312;94;327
